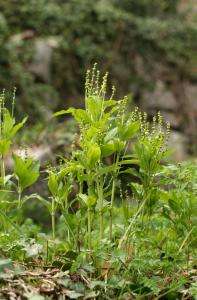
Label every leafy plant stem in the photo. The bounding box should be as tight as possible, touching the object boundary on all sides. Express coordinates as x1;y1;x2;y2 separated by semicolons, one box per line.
97;176;104;242
0;210;22;233
0;155;5;187
178;227;194;253
17;187;22;209
87;207;91;250
51;197;56;240
109;153;120;240
109;178;115;241
118;196;148;249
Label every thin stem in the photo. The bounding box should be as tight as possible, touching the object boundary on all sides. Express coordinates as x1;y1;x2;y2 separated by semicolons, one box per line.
109;153;119;240
178;227;193;253
87;207;91;250
18;187;22;209
109;178;115;240
17;186;22;225
118;196;148;249
51;197;56;240
46;240;49;265
0;155;5;187
97;177;104;241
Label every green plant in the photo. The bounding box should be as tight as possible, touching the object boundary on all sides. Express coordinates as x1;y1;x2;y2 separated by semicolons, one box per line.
0;90;40;230
0;67;196;299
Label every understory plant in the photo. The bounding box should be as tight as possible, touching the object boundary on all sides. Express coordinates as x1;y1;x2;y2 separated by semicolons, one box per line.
0;66;196;299
0;90;40;230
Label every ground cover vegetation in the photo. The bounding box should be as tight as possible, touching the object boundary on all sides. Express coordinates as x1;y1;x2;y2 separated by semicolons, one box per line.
0;66;196;299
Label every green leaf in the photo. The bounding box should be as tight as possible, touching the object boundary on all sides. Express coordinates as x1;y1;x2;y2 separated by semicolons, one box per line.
87;144;101;168
53;109;69;117
87;195;96;207
2;109;14;136
168;198;180;213
78;193;88;206
0;138;11;155
48;172;58;196
113;139;125;151
104;127;118;143
54;108;90;123
86;97;102;121
13;154;40;190
85;291;99;299
66;291;84;299
24;293;45;300
100;143;115;157
119;168;141;179
118;120;140;140
118;159;139;166
35;195;51;212
103;99;117;108
8;117;27;139
0;259;13;272
94;165;117;177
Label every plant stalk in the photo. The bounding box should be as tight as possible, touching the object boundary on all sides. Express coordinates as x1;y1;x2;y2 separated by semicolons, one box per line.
51;197;56;240
109;178;116;240
0;155;5;187
109;153;119;240
87;207;91;250
118;196;148;249
97;178;104;241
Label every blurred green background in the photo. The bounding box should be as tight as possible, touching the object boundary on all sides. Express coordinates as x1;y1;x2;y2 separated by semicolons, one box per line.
0;0;196;160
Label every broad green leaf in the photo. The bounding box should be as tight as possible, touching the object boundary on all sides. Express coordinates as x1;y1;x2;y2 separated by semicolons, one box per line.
8;117;27;139
100;143;115;157
118;159;139;166
13;154;40;190
53;109;69;117
78;193;96;207
113;139;125;152
87;195;96;207
168;198;180;213
103;99;117;108
104;127;118;143
78;193;88;205
24;293;45;300
2;109;14;136
119;168;141;179
86;97;102;121
87;144;101;168
0;259;13;272
35;195;51;212
94;165;117;177
65;291;84;299
57;167;73;182
85;126;99;143
48;173;58;196
118;121;140;140
0;138;11;155
53;108;90;123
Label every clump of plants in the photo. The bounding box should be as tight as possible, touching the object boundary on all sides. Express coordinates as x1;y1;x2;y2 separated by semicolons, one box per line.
0;66;196;299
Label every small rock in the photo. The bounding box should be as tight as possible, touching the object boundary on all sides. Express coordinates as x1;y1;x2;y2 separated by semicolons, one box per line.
168;131;188;161
141;81;178;110
29;39;53;83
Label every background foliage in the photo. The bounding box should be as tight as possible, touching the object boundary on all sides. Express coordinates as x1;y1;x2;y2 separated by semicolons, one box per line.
0;0;196;123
